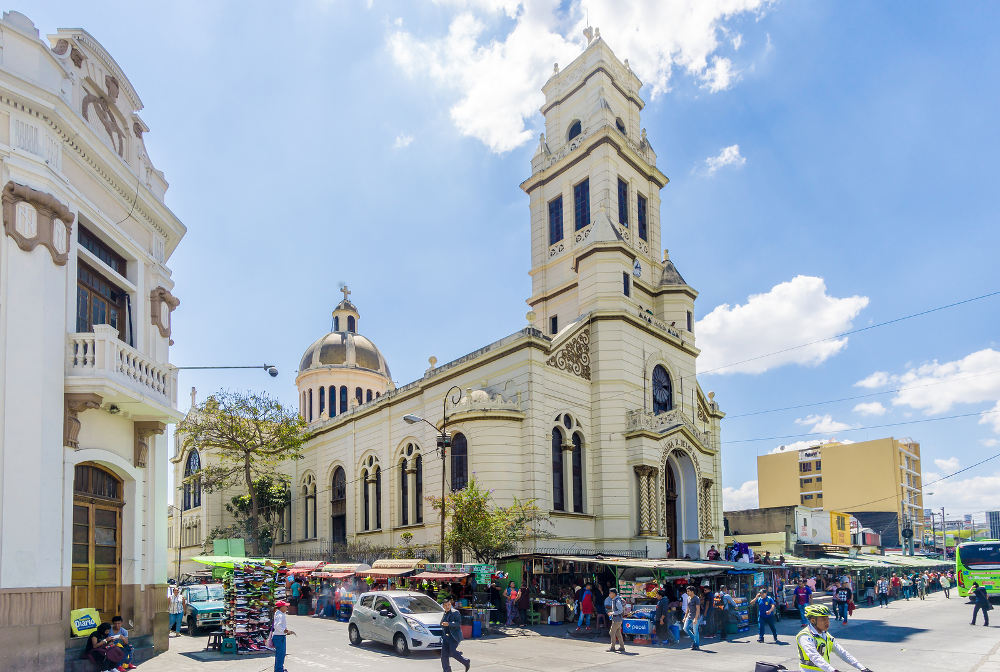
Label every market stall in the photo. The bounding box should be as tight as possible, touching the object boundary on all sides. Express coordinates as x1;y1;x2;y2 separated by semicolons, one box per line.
311;563;370;619
355;558;427;591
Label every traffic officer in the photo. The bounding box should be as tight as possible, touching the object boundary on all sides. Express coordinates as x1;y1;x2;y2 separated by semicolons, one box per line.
796;605;873;672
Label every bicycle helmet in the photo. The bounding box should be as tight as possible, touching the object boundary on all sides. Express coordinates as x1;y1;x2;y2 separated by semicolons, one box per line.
804;604;832;619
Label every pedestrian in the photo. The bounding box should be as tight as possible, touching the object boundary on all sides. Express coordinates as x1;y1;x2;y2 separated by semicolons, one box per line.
577;583;594;629
489;582;503;624
971;582;991;627
916;573;926;600
900;575;912;600
706;545;721;561
833;582;852;625
572;584;583;622
750;588;779;643
794;578;813;625
713;585;737;641
683;585;701;651
108;615;133;669
516;582;531;626
605;588;627;653
504;581;519;626
272;600;295;672
876;576;889;607
167;584;185;637
700;582;716;637
940;573;951;599
890;573;900;600
654;589;679;646
796;605;872;672
439;597;471;672
290;577;301;611
863;576;876;606
313;581;328;618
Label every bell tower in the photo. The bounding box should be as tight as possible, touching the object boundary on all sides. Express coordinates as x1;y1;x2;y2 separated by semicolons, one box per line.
521;32;695;339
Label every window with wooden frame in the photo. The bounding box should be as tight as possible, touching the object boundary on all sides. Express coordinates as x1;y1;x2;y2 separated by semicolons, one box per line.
76;261;127;341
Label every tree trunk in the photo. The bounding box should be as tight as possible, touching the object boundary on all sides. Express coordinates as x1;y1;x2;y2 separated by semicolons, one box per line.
245;456;260;556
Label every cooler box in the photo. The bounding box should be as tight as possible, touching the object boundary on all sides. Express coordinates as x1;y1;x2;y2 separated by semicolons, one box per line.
622;618;651;635
472;620;483;638
669;624;680;640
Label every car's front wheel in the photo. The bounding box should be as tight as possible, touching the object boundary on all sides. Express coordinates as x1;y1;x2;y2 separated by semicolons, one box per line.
394;632;410;656
348;623;363;646
187;615;199;635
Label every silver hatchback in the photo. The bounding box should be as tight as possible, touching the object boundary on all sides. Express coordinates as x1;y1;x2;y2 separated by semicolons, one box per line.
348;590;445;656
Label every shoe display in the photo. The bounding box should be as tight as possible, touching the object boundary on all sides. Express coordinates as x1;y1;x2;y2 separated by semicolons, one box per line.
222;562;282;653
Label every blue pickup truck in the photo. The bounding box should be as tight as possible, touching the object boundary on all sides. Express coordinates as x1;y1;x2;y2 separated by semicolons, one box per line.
182;583;226;635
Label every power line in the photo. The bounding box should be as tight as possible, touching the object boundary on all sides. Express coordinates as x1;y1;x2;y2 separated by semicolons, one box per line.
724;409;1000;444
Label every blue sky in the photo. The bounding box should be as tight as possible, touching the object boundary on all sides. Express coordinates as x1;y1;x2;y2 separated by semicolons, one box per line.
23;1;1000;517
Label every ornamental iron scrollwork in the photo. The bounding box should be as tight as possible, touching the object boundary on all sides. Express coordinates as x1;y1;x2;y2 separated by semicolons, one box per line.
545;329;591;380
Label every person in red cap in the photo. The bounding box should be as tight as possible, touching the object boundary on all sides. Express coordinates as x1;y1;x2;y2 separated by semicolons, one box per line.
272;600;295;672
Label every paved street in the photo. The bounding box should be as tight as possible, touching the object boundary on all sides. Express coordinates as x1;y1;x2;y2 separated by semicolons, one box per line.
142;593;999;672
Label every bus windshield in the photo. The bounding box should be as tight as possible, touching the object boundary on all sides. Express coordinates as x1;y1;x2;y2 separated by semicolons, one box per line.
958;543;1000;568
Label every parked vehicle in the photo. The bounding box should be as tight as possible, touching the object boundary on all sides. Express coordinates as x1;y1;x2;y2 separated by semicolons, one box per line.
182;583;225;634
348;590;445;656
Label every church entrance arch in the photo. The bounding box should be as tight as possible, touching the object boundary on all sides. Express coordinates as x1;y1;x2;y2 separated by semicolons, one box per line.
664;464;678;558
662;441;701;559
71;463;123;623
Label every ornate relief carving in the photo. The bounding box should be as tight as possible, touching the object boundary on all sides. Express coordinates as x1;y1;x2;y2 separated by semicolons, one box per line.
64;393;102;449
548;242;565;258
82;92;125;156
150;286;180;341
545;329;591;380
699;477;714;538
2;182;75;265
133;121;144;138
105;75;119;101
697;401;709;422
134;421;166;468
53;39;70;56
574;224;592;244
71;47;85;68
634;465;658;535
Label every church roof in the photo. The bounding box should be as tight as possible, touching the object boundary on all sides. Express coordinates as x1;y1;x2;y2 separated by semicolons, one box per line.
299;331;391;379
659;258;687;286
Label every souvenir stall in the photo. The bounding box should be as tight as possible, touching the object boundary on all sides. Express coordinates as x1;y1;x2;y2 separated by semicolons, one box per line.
311;563;370;619
282;561;325;615
355;558;427;592
221;561;285;653
410;564;496;638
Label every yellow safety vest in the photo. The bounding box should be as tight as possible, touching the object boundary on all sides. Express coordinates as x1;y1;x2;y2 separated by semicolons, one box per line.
797;627;833;671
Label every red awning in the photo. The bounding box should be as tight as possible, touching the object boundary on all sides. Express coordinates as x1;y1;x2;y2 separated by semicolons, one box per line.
412;572;470;581
313;571;354;579
355;568;414;578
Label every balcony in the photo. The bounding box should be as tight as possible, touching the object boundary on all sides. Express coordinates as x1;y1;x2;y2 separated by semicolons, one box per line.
624;408;713;449
66;325;182;420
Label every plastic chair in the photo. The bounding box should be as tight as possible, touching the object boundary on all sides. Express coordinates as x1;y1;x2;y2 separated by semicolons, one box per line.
204;631;223;651
595;613;607;629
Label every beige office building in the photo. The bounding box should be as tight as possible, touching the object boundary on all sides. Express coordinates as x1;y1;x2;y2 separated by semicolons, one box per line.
757;437;924;547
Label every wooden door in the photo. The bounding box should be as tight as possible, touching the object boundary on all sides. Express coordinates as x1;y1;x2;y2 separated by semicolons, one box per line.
664;464;678;559
71;464;122;623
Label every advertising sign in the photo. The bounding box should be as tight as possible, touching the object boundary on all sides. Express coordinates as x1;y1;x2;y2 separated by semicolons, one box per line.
70;608;100;637
830;511;851;546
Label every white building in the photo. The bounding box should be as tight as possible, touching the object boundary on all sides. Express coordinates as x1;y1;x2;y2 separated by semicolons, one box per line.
0;12;186;670
173;34;724;569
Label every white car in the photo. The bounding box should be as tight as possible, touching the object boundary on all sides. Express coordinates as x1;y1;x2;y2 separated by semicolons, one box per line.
348;590;445;656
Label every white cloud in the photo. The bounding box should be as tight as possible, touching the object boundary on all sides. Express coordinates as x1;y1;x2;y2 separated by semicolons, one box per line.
695;275;869;374
923;469;1000;516
853;401;887;416
981;401;1000;433
704;144;746;175
855;371;890;389
723;479;758;510
933;457;960;472
771;438;852;454
732;33;744;50
982;438;999;448
393;133;414;149
795;414;854;433
388;0;773;152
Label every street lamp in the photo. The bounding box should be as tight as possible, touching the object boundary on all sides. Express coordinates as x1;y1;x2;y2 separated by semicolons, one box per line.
403;385;463;562
175;364;279;377
168;504;182;584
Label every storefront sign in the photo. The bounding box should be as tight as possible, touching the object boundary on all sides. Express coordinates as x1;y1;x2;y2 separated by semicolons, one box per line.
753;572;767;587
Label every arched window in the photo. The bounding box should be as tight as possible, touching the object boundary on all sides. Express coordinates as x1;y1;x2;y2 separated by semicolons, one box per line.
347;315;356;332
355;387;363;405
374;467;382;529
568;120;582;141
572;432;584;513
615;117;626;134
551;428;565;511
400;457;409;526
302;474;316;539
319;386;325;416
340;386;348;414
301;391;305;419
308;389;313;421
415;455;423;523
333;316;340;331
652;364;673;414
329;386;336;417
366;389;373;402
451;433;468;491
331;467;347;544
183;450;201;510
362;469;370;531
279;487;291;544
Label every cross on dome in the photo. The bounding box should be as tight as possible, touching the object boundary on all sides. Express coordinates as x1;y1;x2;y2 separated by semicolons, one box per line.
340;285;351;302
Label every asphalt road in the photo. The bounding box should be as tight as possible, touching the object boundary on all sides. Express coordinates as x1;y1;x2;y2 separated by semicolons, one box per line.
143;592;1000;672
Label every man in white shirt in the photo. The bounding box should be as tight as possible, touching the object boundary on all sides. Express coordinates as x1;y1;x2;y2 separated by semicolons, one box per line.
272;600;295;672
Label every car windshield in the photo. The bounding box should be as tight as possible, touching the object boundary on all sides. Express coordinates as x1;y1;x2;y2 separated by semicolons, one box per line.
393;594;444;615
187;585;224;602
960;543;1000;567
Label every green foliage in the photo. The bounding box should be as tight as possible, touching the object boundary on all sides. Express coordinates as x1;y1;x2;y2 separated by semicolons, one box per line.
178;390;308;555
432;477;550;563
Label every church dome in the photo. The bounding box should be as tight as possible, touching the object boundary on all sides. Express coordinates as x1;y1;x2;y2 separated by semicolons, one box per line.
298;331;391;378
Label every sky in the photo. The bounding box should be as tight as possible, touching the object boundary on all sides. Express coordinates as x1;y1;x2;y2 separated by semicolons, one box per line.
21;1;1000;518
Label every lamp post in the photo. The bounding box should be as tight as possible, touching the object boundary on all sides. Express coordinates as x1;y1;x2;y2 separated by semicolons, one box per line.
403;385;463;562
168;504;182;584
175;364;279;377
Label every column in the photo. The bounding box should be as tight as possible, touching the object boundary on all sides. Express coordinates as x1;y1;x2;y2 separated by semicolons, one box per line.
634;465;656;536
406;467;417;525
562;441;574;512
646;467;659;535
367;476;376;530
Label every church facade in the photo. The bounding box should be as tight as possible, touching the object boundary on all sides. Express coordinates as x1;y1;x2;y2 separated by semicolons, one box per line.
172;35;724;570
0;12;185;670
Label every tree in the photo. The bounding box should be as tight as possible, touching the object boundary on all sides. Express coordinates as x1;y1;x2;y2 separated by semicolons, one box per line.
432;477;550;563
178;390;308;555
204;475;291;556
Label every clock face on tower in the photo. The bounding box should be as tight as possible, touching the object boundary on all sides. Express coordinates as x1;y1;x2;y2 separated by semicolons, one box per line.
633;259;642;278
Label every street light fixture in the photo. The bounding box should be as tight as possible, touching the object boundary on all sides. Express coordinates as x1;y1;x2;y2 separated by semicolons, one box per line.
175;364;279;377
402;385;463;562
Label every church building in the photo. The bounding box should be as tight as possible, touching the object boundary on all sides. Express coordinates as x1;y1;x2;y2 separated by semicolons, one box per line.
172;33;724;570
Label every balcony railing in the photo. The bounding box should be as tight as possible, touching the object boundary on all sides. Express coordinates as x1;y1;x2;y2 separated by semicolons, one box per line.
67;324;177;407
625;408;713;448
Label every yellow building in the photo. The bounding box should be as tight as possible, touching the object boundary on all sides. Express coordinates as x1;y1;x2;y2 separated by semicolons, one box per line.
757;437;924;548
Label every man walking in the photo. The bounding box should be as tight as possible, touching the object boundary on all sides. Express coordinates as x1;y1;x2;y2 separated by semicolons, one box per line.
683;585;702;651
794;579;813;625
876;576;889;607
751;588;779;643
654;589;679;646
833;582;852;625
971;582;991;627
940;573;951;599
440;597;471;672
605;588;627;653
713;586;737;641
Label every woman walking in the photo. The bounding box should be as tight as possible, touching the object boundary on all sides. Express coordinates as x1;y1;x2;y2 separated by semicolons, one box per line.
940;573;951;598
504;581;519;626
272;600;295;672
876;576;889;607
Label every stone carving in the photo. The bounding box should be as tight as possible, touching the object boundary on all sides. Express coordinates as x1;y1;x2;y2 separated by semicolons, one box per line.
149;286;180;340
82;92;125;156
133;121;144;138
548;242;564;258
2;182;75;265
52;39;69;55
70;47;85;68
625;408;713;451
64;393;102;449
634;465;658;535
699;477;715;538
545;329;591;380
133;421;166;468
697;401;708;422
105;75;119;100
574;224;592;244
